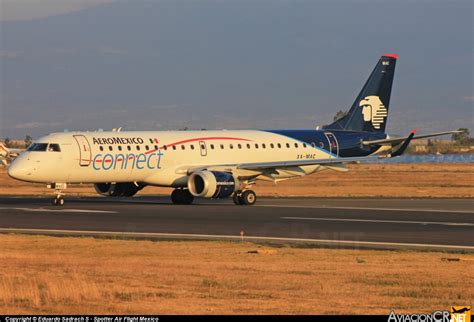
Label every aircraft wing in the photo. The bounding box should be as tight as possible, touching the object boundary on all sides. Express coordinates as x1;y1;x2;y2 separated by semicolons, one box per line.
180;156;376;177
0;144;24;157
362;130;463;146
8;148;24;155
0;144;24;166
235;156;380;171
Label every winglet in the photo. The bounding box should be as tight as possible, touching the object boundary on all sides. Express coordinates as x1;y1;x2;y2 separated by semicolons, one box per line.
390;131;415;157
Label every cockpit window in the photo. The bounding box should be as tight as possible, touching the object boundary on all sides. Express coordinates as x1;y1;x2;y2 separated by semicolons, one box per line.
48;144;61;152
27;143;48;151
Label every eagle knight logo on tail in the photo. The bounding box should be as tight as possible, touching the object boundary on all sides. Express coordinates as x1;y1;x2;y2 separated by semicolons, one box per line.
359;95;387;129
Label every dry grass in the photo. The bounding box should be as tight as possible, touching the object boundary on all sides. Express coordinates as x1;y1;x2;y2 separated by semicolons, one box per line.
1;163;473;198
0;234;472;314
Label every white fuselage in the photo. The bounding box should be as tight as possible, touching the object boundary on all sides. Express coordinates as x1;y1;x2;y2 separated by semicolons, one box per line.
8;130;334;186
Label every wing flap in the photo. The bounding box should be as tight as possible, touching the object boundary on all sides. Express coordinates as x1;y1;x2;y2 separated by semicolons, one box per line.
236;156;380;171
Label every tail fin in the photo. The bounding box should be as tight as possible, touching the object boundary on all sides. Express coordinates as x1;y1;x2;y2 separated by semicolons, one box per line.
0;143;9;157
325;53;397;133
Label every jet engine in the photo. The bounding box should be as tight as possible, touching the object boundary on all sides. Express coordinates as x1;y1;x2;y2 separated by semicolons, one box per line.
187;170;239;199
94;182;144;197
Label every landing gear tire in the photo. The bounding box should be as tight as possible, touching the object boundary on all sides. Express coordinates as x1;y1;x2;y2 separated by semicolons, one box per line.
52;197;64;206
233;192;244;205
171;188;194;205
240;190;257;205
48;183;67;206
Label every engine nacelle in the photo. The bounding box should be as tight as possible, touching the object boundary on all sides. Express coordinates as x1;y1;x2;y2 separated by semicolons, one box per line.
94;182;144;197
187;171;239;199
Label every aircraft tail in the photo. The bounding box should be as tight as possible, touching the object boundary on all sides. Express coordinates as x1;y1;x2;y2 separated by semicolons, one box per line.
325;53;398;133
0;143;10;157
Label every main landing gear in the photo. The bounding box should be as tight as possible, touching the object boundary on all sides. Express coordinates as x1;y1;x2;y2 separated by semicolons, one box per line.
48;183;67;206
233;190;257;206
170;188;257;206
171;188;194;205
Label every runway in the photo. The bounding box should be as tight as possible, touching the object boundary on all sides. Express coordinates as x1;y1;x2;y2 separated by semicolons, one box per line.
0;196;473;252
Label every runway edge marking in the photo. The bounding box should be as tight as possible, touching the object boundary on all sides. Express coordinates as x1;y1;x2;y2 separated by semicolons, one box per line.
281;216;474;226
257;204;474;214
0;207;118;214
0;228;473;252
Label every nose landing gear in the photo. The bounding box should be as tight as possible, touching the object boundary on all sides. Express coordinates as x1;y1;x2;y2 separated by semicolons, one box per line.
47;183;67;206
53;196;64;206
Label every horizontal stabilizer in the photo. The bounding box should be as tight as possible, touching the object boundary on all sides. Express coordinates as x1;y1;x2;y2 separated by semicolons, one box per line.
362;130;464;146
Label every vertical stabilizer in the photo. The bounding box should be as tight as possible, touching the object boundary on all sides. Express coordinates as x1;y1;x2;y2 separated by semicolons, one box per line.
325;54;397;133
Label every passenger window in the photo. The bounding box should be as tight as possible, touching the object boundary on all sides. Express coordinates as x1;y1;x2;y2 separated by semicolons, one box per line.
200;144;205;150
277;143;281;148
220;144;224;149
127;146;131;151
262;143;266;149
210;144;215;149
163;145;167;151
48;144;61;152
270;143;274;148
255;144;259;149
181;145;185;150
136;146;141;151
286;143;290;148
118;146;122;151
294;143;298;148
230;144;234;149
238;144;242;149
154;145;158;150
99;146;104;152
145;145;149;151
109;146;113;151
303;143;307;148
311;142;316;148
191;145;195;150
172;145;176;150
247;144;251;149
319;142;325;148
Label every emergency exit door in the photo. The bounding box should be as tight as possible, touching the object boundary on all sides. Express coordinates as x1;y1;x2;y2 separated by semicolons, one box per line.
199;141;207;156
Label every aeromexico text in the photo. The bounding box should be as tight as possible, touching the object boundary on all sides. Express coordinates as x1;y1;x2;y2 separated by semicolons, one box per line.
92;137;145;145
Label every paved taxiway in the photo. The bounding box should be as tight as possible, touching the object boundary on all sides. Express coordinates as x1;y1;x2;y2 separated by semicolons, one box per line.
0;197;472;252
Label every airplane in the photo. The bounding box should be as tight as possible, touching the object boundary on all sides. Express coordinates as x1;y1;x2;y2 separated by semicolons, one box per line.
0;142;24;166
451;307;471;314
7;53;462;206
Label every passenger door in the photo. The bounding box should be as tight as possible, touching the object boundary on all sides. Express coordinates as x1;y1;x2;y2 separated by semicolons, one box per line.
324;132;339;158
74;135;92;166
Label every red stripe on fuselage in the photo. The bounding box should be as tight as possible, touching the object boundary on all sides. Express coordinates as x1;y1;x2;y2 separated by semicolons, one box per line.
92;136;251;163
165;136;252;148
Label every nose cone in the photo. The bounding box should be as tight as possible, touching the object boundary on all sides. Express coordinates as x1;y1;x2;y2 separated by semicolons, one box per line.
7;160;29;181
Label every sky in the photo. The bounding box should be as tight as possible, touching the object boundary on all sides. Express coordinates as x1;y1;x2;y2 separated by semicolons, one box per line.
0;0;473;138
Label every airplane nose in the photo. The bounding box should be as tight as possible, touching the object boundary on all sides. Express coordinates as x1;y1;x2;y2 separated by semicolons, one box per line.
7;162;19;179
7;161;27;180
